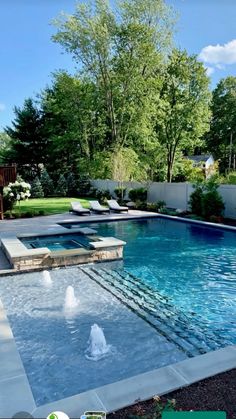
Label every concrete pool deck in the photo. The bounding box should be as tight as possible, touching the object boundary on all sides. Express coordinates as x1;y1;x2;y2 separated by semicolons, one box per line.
0;211;236;417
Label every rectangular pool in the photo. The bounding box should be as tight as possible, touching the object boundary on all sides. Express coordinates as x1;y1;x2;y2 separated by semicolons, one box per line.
1;217;236;407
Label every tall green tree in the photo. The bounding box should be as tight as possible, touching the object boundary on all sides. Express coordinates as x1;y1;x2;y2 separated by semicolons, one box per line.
0;132;12;164
206;76;236;173
41;71;107;177
52;0;175;151
155;49;211;182
5;98;48;179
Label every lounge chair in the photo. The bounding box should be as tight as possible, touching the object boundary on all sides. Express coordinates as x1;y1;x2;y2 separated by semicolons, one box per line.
107;199;129;213
89;200;110;213
70;202;90;215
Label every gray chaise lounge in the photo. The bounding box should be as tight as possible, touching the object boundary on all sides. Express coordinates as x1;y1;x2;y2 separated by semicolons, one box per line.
107;199;129;213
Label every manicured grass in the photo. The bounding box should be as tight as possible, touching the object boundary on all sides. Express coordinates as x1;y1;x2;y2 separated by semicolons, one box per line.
12;197;92;216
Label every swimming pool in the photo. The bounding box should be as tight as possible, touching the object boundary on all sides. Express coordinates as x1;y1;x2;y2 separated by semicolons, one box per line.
0;217;236;408
74;218;236;346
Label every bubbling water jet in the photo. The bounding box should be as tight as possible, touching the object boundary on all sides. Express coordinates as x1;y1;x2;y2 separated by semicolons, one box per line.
42;270;52;287
85;324;111;361
64;286;79;312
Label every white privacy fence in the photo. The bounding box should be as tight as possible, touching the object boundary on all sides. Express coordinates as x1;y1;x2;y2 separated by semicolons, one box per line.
91;180;236;219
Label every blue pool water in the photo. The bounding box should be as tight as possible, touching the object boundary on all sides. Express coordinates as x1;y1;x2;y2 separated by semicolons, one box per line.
21;233;94;251
0;268;186;405
79;218;236;345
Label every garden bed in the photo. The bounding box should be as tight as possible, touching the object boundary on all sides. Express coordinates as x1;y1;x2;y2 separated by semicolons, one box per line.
107;369;236;419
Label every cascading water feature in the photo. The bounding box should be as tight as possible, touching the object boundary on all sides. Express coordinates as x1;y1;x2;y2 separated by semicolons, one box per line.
42;270;53;287
64;285;79;312
85;323;111;361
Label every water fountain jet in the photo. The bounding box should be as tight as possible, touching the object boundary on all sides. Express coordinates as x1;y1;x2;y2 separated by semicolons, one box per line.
85;323;111;361
42;270;52;287
64;286;79;312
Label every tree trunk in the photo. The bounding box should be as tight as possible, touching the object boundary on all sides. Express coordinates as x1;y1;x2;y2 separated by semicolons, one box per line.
167;162;172;183
167;151;173;182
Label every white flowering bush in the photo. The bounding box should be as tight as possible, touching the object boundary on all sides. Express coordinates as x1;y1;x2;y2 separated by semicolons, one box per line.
3;180;31;215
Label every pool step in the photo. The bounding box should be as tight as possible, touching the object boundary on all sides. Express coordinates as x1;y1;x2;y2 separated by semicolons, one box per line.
111;268;225;348
80;266;222;357
97;267;222;354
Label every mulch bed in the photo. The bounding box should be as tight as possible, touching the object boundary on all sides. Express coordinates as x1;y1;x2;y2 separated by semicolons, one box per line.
107;369;236;419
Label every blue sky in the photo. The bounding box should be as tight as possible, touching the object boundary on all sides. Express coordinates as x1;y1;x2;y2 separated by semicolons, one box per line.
1;0;236;129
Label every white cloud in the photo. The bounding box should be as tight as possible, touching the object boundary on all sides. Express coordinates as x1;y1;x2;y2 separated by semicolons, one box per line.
205;66;215;76
0;103;5;111
199;39;236;65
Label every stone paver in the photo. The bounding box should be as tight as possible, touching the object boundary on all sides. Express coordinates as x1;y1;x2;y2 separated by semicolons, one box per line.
0;374;36;418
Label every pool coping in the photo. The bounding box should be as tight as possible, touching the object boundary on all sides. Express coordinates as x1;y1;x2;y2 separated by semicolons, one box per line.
61;211;236;233
0;292;236;418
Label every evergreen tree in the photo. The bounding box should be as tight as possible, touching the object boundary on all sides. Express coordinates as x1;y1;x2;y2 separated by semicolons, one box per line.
40;169;54;197
66;172;78;197
55;174;68;197
31;177;44;198
5;98;49;179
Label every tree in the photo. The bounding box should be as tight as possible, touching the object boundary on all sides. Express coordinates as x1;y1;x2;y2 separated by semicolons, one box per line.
206;76;236;173
0;133;12;164
41;72;107;177
155;49;211;182
66;172;78;196
31;177;44;198
40;169;54;197
55;174;68;197
52;0;175;152
4;98;49;179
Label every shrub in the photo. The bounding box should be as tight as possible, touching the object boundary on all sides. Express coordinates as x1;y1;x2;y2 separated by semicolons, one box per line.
40;170;54;197
189;185;204;216
157;200;166;210
189;178;225;220
22;210;34;218
114;187;126;200
185;214;204;221
38;209;45;216
87;187;97;197
135;200;148;210
31;177;44;198
77;175;92;197
159;207;178;216
3;193;14;213
147;200;166;213
55;174;68;197
95;189;111;204
3;179;31;214
202;190;225;219
66;172;78;197
128;187;147;202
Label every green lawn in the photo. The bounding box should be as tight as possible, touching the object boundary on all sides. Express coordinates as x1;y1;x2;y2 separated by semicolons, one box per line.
12;197;92;216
